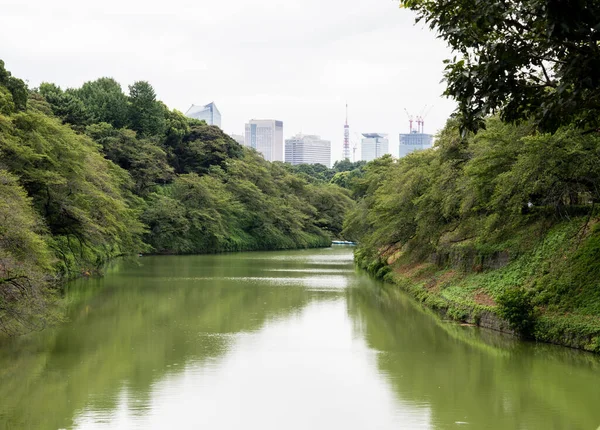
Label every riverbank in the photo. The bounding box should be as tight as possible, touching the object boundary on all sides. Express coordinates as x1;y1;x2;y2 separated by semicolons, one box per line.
355;218;600;353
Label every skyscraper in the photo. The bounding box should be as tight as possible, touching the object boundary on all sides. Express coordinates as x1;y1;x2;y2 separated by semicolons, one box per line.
361;133;389;162
185;102;222;128
244;120;284;162
399;132;434;158
285;134;331;167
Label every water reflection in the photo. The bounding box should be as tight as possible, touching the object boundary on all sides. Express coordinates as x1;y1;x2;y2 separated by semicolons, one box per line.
0;249;354;430
347;283;600;430
0;248;599;430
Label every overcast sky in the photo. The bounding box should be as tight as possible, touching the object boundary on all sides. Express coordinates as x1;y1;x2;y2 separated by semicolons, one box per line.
1;0;456;162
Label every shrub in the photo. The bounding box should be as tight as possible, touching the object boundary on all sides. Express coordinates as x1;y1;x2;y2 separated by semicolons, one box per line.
497;288;537;338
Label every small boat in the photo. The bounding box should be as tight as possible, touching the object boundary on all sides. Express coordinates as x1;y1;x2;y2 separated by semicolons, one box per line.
331;240;356;246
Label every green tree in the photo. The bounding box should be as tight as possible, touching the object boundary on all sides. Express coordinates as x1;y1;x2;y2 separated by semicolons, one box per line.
0;109;146;275
400;0;600;132
170;121;243;174
0;169;59;335
0;60;27;111
141;193;191;254
74;77;129;128
86;123;173;195
38;83;90;127
0;86;15;115
163;109;190;151
128;81;166;137
333;159;366;172
305;184;354;236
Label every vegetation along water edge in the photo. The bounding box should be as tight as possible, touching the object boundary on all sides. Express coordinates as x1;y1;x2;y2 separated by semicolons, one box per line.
0;60;360;337
343;118;600;353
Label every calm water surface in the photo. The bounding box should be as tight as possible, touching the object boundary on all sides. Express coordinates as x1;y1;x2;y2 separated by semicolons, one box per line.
1;248;599;430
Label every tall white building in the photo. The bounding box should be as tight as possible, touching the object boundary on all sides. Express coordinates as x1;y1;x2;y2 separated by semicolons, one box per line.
361;133;389;162
399;132;434;158
185;102;222;128
285;134;331;167
244;119;284;162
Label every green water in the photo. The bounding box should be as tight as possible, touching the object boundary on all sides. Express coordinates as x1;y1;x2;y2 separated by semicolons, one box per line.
0;248;599;430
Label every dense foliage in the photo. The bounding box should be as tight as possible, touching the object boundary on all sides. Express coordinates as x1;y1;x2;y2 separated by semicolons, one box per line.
345;117;600;341
286;160;366;186
400;0;600;133
345;117;600;253
0;60;354;335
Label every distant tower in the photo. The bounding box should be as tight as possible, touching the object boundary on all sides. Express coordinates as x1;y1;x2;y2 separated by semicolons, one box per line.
343;103;351;160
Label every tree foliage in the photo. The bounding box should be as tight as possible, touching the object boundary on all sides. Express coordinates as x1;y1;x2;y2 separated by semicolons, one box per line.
0;60;27;112
0;169;58;335
128;81;166;137
0;59;357;334
0;109;147;276
345;116;600;326
74;78;129;128
400;0;600;132
86;123;173;195
38;83;90;127
143;147;354;254
286;159;366;188
169;121;244;174
345;116;600;256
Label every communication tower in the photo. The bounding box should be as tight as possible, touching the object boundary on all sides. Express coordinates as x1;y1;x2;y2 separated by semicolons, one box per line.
343;103;351;160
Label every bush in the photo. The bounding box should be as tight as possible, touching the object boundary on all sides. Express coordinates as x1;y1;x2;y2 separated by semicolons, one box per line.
497;288;537;338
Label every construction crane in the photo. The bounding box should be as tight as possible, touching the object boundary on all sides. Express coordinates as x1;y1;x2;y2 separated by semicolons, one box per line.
420;105;434;133
404;108;414;133
412;105;434;134
351;132;361;162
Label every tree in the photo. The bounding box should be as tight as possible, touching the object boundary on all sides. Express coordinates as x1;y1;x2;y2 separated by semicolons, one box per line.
0;59;27;111
128;81;166;137
333;159;366;172
0;110;146;275
305;184;354;236
0;169;58;335
86;123;173;195
38;82;90;127
170;122;243;174
74;77;129;128
400;0;600;132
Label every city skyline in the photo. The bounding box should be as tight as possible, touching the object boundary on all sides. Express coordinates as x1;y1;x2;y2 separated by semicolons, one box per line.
1;0;456;164
183;100;438;163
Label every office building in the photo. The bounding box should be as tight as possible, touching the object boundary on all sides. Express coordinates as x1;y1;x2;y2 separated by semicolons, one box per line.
361;133;389;162
399;132;434;158
285;134;331;167
244;119;284;162
185;102;222;128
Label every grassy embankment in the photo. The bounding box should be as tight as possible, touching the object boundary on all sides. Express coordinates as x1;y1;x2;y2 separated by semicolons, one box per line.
356;218;600;353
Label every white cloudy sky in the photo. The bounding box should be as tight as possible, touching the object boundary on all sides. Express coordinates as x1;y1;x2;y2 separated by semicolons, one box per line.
1;0;456;162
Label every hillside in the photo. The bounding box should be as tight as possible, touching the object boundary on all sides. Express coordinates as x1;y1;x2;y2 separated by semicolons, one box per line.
344;118;600;352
